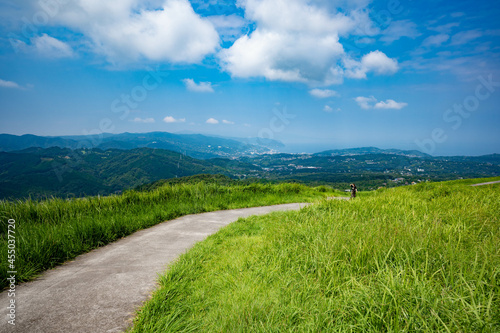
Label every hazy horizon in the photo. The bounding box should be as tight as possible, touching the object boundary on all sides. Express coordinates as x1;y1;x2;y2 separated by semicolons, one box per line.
1;129;498;157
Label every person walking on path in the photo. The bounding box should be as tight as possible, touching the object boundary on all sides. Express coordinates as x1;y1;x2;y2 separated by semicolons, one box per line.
350;183;357;199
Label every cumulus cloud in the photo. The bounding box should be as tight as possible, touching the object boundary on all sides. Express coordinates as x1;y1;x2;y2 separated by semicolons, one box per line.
49;0;219;64
132;117;155;123
219;0;391;85
309;89;339;98
345;50;399;79
362;51;399;75
220;29;344;84
163;116;186;123
206;118;219;124
0;79;23;89
354;96;407;110
222;119;235;124
354;96;377;109
183;78;214;93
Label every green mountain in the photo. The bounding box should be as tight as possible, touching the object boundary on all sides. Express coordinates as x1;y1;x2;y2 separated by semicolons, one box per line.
1;144;499;200
0;134;83;151
0;132;278;159
0;147;255;200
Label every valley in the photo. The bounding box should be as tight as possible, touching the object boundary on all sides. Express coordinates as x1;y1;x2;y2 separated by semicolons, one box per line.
0;132;499;200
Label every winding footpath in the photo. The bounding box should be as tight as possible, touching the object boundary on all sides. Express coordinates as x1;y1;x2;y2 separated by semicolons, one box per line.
0;203;310;333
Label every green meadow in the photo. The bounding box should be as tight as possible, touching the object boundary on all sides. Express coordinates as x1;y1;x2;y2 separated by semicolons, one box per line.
0;182;336;288
131;178;500;332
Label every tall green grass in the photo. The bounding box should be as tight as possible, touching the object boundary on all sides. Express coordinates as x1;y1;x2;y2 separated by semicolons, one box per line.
0;182;336;289
131;180;500;332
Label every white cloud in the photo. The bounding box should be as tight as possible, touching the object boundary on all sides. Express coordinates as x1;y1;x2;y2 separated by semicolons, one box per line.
0;79;22;89
50;0;219;64
450;30;482;45
450;12;465;18
354;96;377;109
220;29;344;84
374;99;408;109
429;22;460;34
163;116;186;123
206;118;219;124
132;117;155;123
422;34;449;48
343;57;366;79
219;0;385;85
309;89;339;98
380;20;420;43
222;119;235;124
183;78;214;93
240;0;360;35
344;50;399;79
354;96;407;110
323;105;340;112
361;51;399;75
12;34;74;59
33;34;74;58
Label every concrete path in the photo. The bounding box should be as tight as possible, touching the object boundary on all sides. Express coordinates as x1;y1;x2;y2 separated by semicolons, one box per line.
0;203;310;333
470;180;500;186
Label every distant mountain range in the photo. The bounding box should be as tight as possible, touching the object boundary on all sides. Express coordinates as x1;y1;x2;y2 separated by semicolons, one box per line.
3;132;496;161
314;147;431;158
1;132;499;200
0;132;283;159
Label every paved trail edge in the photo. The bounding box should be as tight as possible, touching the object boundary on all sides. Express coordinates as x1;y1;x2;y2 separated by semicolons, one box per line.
0;203;310;333
470;180;500;186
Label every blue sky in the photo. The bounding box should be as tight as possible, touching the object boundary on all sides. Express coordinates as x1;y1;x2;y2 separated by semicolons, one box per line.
0;0;499;155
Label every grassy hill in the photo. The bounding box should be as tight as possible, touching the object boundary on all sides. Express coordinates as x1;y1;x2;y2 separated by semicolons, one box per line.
0;147;249;200
0;181;337;289
131;178;500;332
